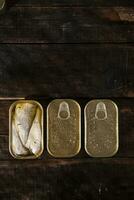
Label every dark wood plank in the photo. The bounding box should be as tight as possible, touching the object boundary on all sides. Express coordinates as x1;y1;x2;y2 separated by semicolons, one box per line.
0;44;133;98
0;98;133;159
0;2;133;199
7;0;134;7
0;7;134;43
0;159;134;200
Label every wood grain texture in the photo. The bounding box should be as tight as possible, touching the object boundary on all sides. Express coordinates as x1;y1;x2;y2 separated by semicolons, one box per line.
0;7;134;43
6;0;134;7
0;159;134;200
0;1;133;199
0;44;133;98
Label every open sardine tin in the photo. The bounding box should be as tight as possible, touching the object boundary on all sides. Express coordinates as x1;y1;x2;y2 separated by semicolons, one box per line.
9;100;44;159
85;100;119;157
47;99;81;158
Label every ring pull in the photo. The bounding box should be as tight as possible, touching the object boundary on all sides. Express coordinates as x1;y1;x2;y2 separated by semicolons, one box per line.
95;102;107;120
58;101;71;120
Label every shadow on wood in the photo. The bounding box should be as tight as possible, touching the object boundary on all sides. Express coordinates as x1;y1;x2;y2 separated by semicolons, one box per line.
6;0;18;9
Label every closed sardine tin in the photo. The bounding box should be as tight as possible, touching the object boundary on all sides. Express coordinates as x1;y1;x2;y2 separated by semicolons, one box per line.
47;99;81;158
9;100;44;159
85;100;118;157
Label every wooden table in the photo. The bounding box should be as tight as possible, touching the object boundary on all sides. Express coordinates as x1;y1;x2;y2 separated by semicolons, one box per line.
0;1;134;199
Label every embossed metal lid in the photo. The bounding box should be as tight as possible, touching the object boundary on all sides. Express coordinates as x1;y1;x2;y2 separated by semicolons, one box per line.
47;99;81;158
85;100;119;157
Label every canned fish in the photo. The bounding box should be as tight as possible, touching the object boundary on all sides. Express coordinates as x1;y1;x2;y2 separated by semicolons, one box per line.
9;100;44;159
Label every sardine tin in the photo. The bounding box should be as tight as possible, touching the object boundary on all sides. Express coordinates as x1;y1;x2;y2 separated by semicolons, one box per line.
9;100;44;159
85;100;118;157
47;99;81;158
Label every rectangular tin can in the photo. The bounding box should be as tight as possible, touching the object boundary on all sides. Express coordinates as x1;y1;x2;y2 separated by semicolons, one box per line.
9;100;44;159
85;100;119;157
47;99;81;158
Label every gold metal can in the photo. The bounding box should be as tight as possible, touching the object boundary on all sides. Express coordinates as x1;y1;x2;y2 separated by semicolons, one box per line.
9;100;44;159
47;99;81;158
84;100;118;157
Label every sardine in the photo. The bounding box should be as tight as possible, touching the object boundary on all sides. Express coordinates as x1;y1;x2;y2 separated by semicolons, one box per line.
14;103;37;146
25;108;42;155
12;118;29;156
